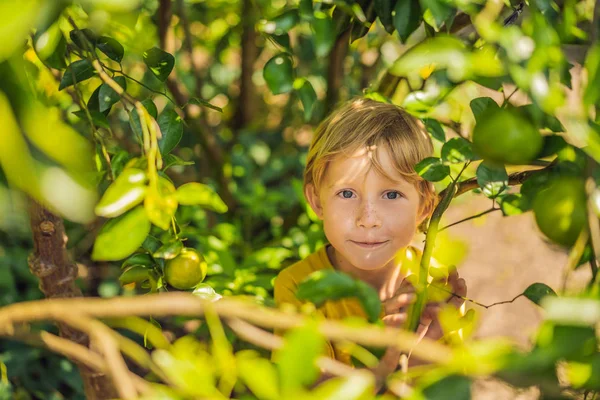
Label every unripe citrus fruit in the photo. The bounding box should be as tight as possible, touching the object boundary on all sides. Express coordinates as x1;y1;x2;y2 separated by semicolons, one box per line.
164;248;207;290
472;107;543;165
533;177;587;247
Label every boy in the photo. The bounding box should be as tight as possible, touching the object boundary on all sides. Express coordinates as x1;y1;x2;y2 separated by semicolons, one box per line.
274;98;467;376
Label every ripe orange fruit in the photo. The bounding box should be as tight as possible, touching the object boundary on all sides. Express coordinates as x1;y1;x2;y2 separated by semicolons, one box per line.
472;107;543;165
164;248;207;290
533;177;587;247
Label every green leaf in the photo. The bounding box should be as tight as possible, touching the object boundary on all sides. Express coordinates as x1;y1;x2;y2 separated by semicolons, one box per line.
237;350;279;400
153;240;183;260
470;97;499;123
538;135;568;158
69;28;98;49
584;43;600;107
92;206;151;261
390;35;466;80
157;109;183;155
162;154;194;170
299;0;313;19
270;9;300;34
144;176;178;230
121;253;155;269
499;193;527;216
296;270;357;306
441;137;476;163
142;235;162;253
294;78;316;121
97;36;124;62
271;33;291;51
375;0;398;34
175;182;228;213
264;53;294;95
72;110;110;129
422;374;471;400
34;23;66;69
98;76;126;112
119;265;153;285
476;161;508;198
355;280;382;323
193;284;223;301
312;11;335;58
95;168;148;218
275;324;326;392
143;47;175;82
189;98;222;113
424;118;445;142
420;0;454;31
59;59;96;90
523;282;557;306
394;0;421;42
414;157;450;182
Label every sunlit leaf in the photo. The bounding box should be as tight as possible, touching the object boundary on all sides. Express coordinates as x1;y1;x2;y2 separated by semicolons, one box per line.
275;324;326;392
441;137;476;163
470;97;499;123
296;270;357;306
476;161;508;198
153;240;183;260
414;157;450;182
0;0;37;62
237;350;279;400
92;206;151;261
95;168;148;218
175;182;228;213
144;177;178;230
143;47;175;82
499;193;527;216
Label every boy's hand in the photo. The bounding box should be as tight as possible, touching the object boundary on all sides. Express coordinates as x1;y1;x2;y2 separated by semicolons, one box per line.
420;269;468;341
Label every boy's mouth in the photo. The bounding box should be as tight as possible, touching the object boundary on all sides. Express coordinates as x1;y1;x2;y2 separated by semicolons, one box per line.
350;240;389;249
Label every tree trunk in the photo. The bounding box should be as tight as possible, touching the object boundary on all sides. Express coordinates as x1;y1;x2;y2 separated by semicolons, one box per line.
28;200;117;400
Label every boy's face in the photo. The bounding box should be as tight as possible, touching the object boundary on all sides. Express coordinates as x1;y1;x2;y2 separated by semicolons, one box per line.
305;146;427;273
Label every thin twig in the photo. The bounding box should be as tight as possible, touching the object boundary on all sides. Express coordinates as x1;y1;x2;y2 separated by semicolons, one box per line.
439;207;500;232
429;283;524;309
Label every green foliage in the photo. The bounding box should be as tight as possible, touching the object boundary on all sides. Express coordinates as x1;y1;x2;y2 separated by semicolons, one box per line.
3;0;600;398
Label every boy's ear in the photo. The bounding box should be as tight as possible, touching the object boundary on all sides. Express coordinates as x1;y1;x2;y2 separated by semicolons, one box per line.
304;183;324;219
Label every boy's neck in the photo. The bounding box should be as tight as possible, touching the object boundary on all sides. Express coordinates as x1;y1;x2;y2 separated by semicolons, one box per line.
326;245;404;300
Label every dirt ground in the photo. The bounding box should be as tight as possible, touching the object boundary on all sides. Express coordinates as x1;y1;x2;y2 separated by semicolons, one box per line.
436;193;592;400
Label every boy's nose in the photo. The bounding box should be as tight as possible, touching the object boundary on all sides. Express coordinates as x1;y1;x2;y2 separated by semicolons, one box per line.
356;203;382;228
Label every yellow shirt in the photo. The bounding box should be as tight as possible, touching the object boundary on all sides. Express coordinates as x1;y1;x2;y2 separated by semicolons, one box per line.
274;244;424;365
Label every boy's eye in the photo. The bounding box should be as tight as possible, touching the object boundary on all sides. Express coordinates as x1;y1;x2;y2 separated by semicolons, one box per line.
340;190;354;199
385;191;402;200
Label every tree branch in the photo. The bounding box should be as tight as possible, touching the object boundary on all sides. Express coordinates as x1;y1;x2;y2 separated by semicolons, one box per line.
326;29;351;114
27;200;117;399
0;293;452;365
232;0;258;130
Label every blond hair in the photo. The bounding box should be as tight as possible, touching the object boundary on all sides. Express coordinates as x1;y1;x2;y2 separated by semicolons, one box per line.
303;97;437;218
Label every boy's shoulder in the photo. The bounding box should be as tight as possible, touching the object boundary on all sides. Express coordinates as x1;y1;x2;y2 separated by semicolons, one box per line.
276;245;332;288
